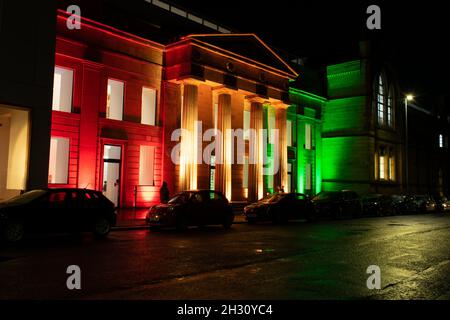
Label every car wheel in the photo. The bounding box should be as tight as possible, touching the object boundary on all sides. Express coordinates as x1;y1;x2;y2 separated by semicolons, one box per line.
2;220;25;243
92;217;111;237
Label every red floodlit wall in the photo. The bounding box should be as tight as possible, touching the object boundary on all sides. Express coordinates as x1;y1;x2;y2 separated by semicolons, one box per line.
50;12;168;208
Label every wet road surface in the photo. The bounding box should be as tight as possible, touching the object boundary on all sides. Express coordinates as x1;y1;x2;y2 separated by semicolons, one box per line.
1;213;450;299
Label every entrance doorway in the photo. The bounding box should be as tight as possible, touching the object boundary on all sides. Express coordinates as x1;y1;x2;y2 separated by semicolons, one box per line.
0;105;30;201
102;145;122;207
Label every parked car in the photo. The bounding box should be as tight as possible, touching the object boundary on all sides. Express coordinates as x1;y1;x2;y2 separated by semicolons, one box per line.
404;195;436;213
312;190;362;219
146;190;234;230
386;194;406;215
362;194;386;216
433;195;450;212
0;189;117;242
244;193;315;224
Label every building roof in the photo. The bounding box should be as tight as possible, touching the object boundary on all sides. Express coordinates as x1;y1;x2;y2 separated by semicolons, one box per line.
185;34;298;78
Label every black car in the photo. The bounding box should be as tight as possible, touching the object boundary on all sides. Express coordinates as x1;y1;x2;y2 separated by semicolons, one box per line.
0;189;117;242
361;194;395;216
312;190;362;219
404;195;436;213
432;195;450;212
244;193;314;224
146;190;234;230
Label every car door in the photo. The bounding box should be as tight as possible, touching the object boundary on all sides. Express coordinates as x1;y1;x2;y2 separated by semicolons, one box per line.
188;192;206;225
294;194;309;219
65;190;89;230
208;191;228;224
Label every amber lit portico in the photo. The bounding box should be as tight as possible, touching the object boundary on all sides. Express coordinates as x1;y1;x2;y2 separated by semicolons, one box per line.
163;34;297;202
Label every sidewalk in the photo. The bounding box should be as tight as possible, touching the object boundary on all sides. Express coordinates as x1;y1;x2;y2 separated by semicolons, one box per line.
113;207;247;230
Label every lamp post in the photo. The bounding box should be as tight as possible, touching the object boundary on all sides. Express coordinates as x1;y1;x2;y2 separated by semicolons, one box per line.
404;94;414;193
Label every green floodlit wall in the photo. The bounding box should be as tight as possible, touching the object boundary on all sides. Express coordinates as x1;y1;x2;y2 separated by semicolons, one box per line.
327;60;366;98
322;58;371;194
322;96;367;133
322;136;371;194
289;89;326;195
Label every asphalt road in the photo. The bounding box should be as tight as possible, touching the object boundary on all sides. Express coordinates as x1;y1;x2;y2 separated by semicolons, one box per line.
1;213;450;300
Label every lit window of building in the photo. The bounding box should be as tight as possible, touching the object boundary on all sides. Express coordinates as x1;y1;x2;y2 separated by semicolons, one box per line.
305;163;312;191
287;162;292;192
377;75;385;126
388;156;395;181
106;79;124;121
387;88;394;128
379;155;386;180
141;87;157;126
286;120;292;147
305;123;312;150
48;137;70;184
139;145;155;186
243;110;250;140
52;66;73;113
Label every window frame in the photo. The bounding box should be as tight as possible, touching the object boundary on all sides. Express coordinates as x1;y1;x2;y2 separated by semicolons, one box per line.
52;66;74;113
48;136;71;185
106;78;125;121
141;86;157;126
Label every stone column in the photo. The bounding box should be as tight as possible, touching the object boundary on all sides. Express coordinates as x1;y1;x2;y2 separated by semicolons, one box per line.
215;93;232;199
275;106;288;192
179;83;198;191
248;101;264;202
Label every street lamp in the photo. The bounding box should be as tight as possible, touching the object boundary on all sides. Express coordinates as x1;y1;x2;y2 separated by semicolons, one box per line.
404;94;414;193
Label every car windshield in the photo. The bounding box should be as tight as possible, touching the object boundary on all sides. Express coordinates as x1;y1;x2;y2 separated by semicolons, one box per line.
168;193;190;204
1;190;47;205
266;194;287;203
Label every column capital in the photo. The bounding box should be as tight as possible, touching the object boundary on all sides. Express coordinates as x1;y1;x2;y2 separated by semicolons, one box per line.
271;101;290;110
245;95;269;105
212;85;233;96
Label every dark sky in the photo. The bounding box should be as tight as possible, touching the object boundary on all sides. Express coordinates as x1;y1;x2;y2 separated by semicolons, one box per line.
167;0;449;102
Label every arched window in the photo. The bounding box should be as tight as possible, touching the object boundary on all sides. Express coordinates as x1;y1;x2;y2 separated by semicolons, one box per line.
376;74;386;126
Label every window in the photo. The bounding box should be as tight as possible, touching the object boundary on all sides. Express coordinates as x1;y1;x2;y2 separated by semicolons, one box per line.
287;162;292;193
439;134;444;148
305;163;312;191
106;79;124;121
268;108;276;144
287;120;292;147
243;110;250;140
379;155;386;180
387;88;394;127
52;67;73;113
377;75;385;126
305;124;312;150
139;145;155;186
48;137;70;184
141;87;156;126
388;156;395;181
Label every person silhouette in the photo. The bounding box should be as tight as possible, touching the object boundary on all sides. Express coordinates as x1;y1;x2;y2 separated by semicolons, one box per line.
160;181;170;204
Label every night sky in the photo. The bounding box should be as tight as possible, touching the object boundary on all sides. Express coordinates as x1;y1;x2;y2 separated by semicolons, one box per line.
167;0;449;106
